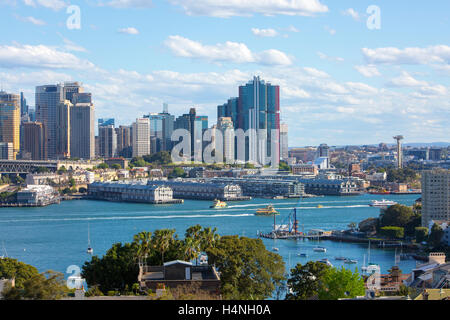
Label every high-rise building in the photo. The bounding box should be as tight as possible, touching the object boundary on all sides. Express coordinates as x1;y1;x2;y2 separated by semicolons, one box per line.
174;108;208;161
116;125;132;158
70;103;95;159
393;135;404;169
132;118;150;158
217;117;234;163
217;76;280;165
144;107;174;153
23;122;47;160
20;92;29;117
0;142;13;160
429;148;444;161
0;91;21;159
280;123;288;161
63;82;84;103
421;169;450;228
36;84;64;159
56;100;72;159
99;125;117;158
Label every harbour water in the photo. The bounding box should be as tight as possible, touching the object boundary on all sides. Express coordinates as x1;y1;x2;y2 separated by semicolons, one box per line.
0;194;420;278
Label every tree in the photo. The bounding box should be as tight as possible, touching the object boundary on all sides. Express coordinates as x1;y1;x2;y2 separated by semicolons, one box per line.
206;235;285;300
0;258;40;289
97;163;109;170
168;167;186;179
380;205;414;228
285;262;330;300
2;271;68;300
133;231;153;264
152;229;177;264
278;162;291;172
143;151;172;165
111;164;122;170
81;242;139;294
57;166;67;175
429;223;444;248
318;267;365;300
380;226;405;239
415;227;429;243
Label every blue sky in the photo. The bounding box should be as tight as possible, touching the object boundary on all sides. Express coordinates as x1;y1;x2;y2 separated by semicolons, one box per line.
0;0;449;146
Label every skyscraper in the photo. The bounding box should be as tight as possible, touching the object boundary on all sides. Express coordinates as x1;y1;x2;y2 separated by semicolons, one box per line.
174;108;208;161
98;118;115;127
116;125;132;158
132;118;150;157
280;123;288;161
217;76;280;165
36;84;63;159
217;117;235;163
56;100;72;159
70;103;95;159
99;125;117;159
0;91;21;159
23;122;47;160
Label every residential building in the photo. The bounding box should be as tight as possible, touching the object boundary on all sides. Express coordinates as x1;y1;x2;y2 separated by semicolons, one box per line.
421;169;450;227
0;91;21;159
132;118;151;157
138;260;221;299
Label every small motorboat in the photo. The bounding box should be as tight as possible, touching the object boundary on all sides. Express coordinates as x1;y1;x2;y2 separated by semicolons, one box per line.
298;253;308;258
272;247;279;252
344;259;358;264
318;259;333;267
313;247;327;253
335;256;347;261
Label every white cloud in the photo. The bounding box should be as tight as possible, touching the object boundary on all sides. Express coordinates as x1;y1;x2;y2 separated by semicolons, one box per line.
0;44;94;69
354;65;381;78
362;45;450;65
342;8;360;21
324;26;336;35
251;28;279;37
303;67;329;78
168;0;328;18
23;0;67;11
287;25;300;33
387;71;429;88
100;0;152;8
164;35;293;66
14;15;46;26
118;27;140;35
317;52;344;62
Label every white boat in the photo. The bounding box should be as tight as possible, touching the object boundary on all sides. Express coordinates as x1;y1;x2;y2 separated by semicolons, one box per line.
87;223;93;255
313;247;327;253
272;247;279;252
344;259;358;264
335;256;347;261
369;199;398;207
298;253;308;258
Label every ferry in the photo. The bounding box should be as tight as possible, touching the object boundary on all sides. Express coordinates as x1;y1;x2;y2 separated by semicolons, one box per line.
369;199;398;207
255;205;279;216
317;205;324;209
210;199;228;209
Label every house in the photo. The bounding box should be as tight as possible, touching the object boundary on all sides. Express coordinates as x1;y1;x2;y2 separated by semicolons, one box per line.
405;253;450;289
0;278;15;299
138;260;221;299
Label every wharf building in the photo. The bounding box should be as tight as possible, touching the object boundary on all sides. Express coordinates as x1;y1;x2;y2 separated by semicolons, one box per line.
421;169;450;227
88;181;181;204
210;177;305;198
16;185;60;207
150;180;248;201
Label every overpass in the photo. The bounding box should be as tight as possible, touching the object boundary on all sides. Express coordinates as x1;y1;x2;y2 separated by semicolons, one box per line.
0;160;102;174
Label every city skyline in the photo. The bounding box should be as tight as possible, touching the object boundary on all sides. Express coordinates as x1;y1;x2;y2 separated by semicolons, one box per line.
0;1;449;146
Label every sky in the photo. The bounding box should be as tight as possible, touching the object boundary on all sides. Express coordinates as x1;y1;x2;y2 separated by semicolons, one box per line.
0;0;449;146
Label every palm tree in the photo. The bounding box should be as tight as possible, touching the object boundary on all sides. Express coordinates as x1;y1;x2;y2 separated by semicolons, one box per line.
133;231;152;266
199;227;220;252
183;237;199;262
153;229;175;265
